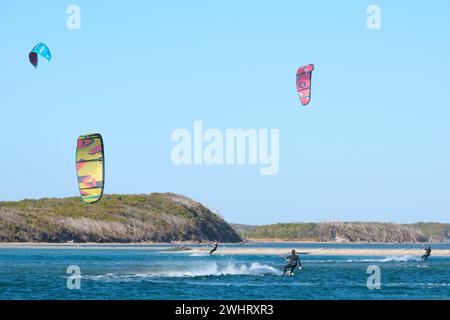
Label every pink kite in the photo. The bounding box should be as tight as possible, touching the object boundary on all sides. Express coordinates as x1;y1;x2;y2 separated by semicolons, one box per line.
296;64;314;106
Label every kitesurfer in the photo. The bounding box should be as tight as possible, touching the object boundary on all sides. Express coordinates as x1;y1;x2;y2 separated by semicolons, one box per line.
283;249;302;275
209;241;219;255
422;246;432;261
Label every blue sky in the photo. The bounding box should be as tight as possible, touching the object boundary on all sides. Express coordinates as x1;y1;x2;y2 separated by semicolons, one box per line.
1;1;449;224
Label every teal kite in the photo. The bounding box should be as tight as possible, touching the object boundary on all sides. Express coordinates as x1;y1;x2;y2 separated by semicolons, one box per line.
29;43;51;68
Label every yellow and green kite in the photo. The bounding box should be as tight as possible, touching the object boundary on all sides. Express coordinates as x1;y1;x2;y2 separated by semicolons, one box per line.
76;133;105;204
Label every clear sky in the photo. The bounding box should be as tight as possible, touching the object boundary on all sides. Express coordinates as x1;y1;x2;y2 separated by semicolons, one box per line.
1;1;449;224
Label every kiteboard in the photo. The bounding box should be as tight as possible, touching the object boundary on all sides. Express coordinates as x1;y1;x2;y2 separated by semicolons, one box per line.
284;266;302;276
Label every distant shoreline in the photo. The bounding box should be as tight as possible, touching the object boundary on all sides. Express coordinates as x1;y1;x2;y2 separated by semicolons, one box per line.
1;240;449;245
2;195;449;244
1;239;450;246
244;238;449;244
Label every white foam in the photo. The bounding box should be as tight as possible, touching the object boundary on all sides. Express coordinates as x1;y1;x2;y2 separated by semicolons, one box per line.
147;261;283;277
379;255;422;262
82;261;282;281
346;255;422;263
385;282;450;288
189;251;209;257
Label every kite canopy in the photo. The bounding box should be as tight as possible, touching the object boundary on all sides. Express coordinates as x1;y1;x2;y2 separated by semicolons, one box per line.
29;42;51;68
76;134;105;204
296;64;314;106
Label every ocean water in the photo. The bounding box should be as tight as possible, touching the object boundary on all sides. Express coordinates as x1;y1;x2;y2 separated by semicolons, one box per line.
0;243;449;300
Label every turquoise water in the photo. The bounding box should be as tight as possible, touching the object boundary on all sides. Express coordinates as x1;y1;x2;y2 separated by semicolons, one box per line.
0;244;449;300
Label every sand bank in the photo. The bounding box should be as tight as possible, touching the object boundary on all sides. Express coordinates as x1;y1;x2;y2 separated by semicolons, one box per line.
1;243;449;257
168;247;450;257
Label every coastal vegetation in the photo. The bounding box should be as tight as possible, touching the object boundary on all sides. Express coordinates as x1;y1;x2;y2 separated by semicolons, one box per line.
234;222;450;243
1;194;448;243
0;193;242;243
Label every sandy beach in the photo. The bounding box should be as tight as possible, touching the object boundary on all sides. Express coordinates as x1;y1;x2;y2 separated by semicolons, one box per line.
1;242;449;257
184;247;450;257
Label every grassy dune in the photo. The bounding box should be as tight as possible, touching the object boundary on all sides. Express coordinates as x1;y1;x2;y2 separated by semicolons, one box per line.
0;193;242;243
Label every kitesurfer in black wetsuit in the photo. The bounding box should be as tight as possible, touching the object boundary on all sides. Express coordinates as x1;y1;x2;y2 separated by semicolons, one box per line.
422;246;432;261
283;249;302;275
209;241;219;255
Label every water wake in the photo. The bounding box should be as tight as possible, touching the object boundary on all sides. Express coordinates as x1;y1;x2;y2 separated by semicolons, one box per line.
189;251;209;257
149;262;282;277
346;255;422;263
82;261;282;282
